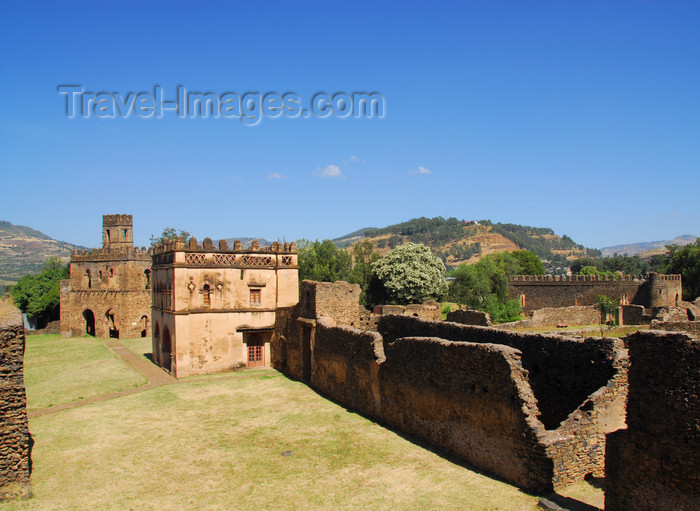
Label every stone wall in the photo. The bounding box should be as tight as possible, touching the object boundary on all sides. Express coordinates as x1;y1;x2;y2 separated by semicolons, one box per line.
650;320;700;336
445;308;492;326
508;275;648;313
606;331;700;511
274;282;628;493
530;305;599;326
0;303;31;501
619;304;645;325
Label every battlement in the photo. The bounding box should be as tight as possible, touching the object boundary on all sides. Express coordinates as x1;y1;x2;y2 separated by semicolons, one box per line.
509;274;643;283
151;237;297;255
70;245;152;261
649;273;682;281
103;214;133;227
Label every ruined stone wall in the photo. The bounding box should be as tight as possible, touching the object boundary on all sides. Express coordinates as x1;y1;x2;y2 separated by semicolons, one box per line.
619;304;645;325
650;320;700;335
606;331;700;511
300;280;361;327
275;282;628;492
311;319;384;416
0;304;31;501
445;308;492;326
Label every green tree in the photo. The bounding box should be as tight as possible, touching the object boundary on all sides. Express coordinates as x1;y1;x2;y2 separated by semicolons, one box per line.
10;256;69;328
367;243;447;306
297;239;352;283
149;227;191;246
447;250;543;323
659;240;700;300
348;240;382;304
594;295;619;337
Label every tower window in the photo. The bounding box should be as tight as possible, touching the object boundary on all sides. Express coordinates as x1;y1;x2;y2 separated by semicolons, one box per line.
250;289;261;304
123;229;127;238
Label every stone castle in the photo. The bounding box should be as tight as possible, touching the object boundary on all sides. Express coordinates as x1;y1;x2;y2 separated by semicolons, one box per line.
60;215;152;339
150;237;298;377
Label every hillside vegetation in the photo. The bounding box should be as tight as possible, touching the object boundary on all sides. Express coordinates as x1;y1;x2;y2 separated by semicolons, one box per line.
0;220;83;288
334;217;593;270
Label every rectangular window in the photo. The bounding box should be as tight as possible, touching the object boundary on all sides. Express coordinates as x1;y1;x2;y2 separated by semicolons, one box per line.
250;289;261;304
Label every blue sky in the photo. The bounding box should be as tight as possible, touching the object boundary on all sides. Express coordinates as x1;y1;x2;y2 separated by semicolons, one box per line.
1;1;698;250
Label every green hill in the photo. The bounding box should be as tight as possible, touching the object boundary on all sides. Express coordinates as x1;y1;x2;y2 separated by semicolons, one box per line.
333;217;597;270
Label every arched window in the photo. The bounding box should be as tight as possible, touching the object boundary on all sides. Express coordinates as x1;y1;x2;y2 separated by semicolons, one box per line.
144;269;151;289
85;269;92;288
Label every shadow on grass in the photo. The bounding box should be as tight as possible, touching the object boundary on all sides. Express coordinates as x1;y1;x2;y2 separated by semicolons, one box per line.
542;492;602;511
144;352;154;363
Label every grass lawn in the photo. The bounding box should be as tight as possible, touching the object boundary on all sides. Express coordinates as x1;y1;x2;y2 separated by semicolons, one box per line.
4;371;552;511
23;334;147;410
11;336;603;510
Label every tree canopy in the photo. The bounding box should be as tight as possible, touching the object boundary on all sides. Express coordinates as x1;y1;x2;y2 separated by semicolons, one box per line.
149;227;191;246
367;243;447;306
658;240;700;300
10;256;69;328
447;250;543;323
297;239;352;283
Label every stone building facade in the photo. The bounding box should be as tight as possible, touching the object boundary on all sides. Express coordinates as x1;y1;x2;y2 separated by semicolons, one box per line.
0;303;31;501
151;238;298;378
508;272;682;314
60;215;152;339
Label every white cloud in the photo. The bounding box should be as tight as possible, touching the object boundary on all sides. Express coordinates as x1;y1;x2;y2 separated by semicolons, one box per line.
266;172;287;180
410;166;432;175
349;155;366;164
313;164;343;178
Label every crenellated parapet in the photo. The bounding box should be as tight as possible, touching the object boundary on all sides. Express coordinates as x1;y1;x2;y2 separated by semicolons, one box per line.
70;245;152;262
151;237;297;268
509;274;643;283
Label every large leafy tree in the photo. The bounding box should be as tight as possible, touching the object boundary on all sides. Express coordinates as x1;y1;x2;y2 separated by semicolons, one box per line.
297;239;352;283
348;239;382;304
11;256;69;328
149;227;191;246
660;240;700;300
367;243;447;306
447;250;543;323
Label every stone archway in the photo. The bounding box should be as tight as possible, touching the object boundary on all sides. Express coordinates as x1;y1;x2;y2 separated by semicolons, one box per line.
140;315;149;337
82;309;96;336
106;309;119;339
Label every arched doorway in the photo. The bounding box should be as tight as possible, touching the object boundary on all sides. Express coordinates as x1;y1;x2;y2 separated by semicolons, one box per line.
82;309;95;336
162;327;172;372
140;315;149;337
106;309;119;339
246;334;265;368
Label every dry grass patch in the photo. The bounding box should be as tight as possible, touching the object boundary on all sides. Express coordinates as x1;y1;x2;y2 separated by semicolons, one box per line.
8;372;546;511
23;334;147;410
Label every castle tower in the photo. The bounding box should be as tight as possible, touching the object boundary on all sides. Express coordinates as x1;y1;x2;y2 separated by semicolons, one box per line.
647;272;683;308
102;214;133;248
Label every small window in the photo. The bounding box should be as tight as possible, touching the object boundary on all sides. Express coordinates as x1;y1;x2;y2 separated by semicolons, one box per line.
203;284;211;307
250;289;261;304
123;229;128;238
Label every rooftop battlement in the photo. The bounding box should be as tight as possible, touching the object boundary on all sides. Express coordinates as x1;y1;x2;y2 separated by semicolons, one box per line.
70;245;151;261
102;214;133;227
509;274;644;283
151;237;297;255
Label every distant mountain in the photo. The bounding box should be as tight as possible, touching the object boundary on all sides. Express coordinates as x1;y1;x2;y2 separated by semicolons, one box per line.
333;217;594;270
0;220;84;287
600;235;698;258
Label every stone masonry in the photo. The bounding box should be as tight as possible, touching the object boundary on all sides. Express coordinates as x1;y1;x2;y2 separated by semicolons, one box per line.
605;330;700;511
60;215;152;339
0;303;31;501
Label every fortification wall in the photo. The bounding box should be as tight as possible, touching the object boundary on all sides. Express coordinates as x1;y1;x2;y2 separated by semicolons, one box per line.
508;275;647;313
606;331;700;511
0;304;31;501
